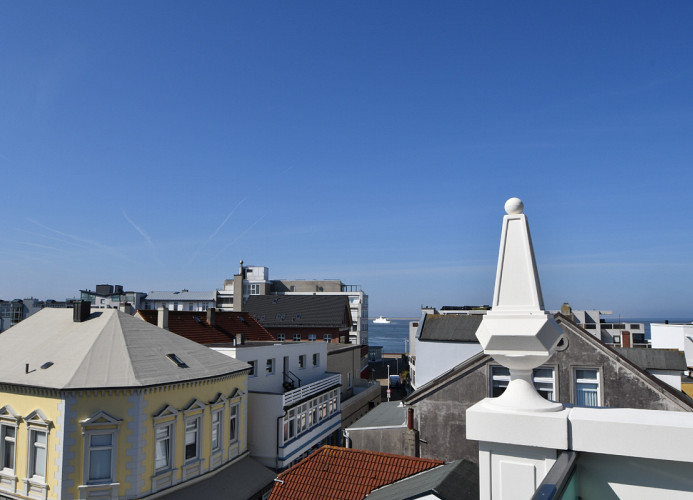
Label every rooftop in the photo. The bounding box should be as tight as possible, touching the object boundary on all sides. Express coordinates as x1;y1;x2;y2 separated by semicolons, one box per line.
0;308;249;390
137;309;274;344
245;295;352;328
418;314;483;342
269;446;443;500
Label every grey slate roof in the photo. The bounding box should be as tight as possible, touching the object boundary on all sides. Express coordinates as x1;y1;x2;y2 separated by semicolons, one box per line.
146;290;216;301
418;314;482;342
159;456;275;500
244;295;351;328
347;402;407;430
365;460;479;500
0;308;249;390
614;347;687;371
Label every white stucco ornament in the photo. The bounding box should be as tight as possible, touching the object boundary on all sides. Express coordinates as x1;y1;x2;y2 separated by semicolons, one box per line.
504;197;524;215
475;198;564;412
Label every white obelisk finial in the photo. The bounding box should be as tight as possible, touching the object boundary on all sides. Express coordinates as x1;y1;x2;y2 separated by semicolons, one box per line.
475;198;564;412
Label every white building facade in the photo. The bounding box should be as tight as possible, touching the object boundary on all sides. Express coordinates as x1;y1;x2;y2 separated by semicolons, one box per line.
212;341;342;470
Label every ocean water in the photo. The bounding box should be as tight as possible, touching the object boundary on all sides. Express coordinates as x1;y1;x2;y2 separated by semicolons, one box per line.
366;317;693;353
368;319;415;354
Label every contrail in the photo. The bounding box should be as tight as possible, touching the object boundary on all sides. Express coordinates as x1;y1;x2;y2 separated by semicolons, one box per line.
188;197;247;264
122;209;162;265
215;214;266;258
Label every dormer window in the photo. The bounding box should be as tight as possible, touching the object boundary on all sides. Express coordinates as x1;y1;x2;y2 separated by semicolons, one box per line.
166;354;189;368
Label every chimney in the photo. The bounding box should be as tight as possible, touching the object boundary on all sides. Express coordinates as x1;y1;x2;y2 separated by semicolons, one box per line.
119;302;130;314
73;300;91;322
405;407;419;456
235;333;245;345
158;307;169;330
207;307;216;326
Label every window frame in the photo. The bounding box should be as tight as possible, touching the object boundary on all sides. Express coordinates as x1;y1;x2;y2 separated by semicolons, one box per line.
266;358;275;375
573;367;601;407
312;353;319;367
293;333;301;342
183;417;201;462
24;409;51;483
229;403;239;446
308;334;317;341
154;422;174;472
248;360;257;377
0;405;19;475
80;411;122;486
210;408;223;453
298;355;306;369
489;365;557;401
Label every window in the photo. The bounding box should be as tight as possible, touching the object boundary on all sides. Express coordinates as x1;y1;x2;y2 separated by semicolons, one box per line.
154;424;173;470
248;360;257;377
86;433;114;483
293;334;301;341
1;424;16;472
184;418;200;461
308;334;317;341
490;366;556;401
532;367;556;401
229;404;239;444
312;353;319;367
575;369;600;407
323;334;332;342
211;410;222;452
298;355;306;369
277;334;285;341
29;430;47;479
249;284;260;295
266;358;275;375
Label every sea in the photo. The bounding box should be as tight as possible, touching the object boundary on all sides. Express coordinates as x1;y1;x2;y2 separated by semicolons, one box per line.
367;317;693;354
368;319;416;354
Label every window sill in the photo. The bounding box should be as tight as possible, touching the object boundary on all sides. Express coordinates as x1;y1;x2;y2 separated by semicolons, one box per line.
152;467;177;478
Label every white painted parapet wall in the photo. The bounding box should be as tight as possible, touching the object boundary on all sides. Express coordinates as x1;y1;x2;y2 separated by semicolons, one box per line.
467;198;693;499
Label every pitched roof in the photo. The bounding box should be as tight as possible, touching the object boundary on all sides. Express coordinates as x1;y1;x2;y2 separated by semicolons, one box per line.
245;295;352;329
269;446;443;500
418;314;482;342
613;347;687;371
137;310;274;344
365;459;479;500
347;402;407;430
159;456;275;500
0;308;249;390
405;314;693;411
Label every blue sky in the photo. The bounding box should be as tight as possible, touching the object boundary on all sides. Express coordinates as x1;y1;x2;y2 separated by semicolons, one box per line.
2;2;692;319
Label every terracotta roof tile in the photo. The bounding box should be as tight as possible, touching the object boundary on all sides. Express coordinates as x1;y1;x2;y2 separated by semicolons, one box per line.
137;310;274;344
268;446;444;500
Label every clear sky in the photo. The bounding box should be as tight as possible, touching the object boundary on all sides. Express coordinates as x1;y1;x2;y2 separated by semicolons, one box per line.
2;2;693;319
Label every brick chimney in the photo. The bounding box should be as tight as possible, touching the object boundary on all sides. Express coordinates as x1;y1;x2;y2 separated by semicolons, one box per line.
158;307;169;330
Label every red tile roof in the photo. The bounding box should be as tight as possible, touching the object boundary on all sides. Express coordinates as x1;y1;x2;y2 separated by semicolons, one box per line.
137;310;274;344
269;446;444;500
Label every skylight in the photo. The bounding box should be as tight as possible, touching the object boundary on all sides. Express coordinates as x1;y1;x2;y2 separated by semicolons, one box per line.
166;353;189;368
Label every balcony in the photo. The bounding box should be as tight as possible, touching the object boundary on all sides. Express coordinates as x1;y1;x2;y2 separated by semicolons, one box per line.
283;373;341;407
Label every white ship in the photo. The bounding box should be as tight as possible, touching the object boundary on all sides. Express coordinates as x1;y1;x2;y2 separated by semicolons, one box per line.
373;316;391;324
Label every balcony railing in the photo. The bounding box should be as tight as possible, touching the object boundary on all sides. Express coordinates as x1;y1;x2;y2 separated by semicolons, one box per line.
283;373;341;407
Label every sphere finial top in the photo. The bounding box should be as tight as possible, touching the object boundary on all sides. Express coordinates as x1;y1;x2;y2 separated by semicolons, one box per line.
504;197;524;215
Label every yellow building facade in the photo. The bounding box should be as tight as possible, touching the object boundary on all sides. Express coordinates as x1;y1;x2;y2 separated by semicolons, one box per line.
0;306;252;499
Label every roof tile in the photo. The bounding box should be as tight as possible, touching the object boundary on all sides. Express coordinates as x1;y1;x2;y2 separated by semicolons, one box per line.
269;446;443;500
